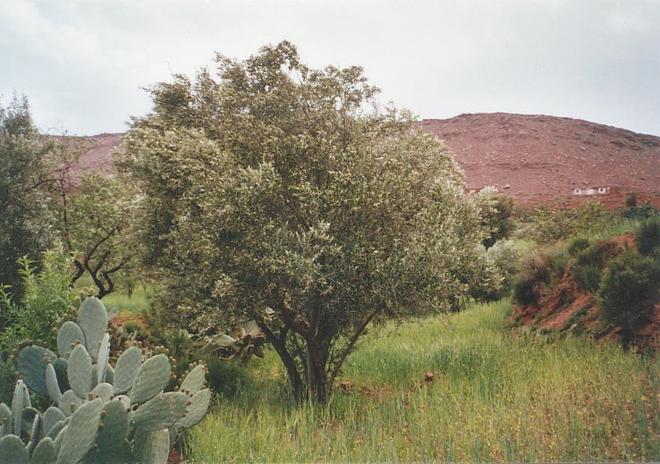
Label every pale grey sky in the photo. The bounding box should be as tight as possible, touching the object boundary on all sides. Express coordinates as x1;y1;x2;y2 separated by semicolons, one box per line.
1;0;659;136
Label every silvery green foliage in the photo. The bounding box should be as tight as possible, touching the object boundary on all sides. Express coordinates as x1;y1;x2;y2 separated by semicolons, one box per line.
0;297;211;464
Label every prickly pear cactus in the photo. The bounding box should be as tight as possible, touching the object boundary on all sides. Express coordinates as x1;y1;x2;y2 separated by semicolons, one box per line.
0;297;211;464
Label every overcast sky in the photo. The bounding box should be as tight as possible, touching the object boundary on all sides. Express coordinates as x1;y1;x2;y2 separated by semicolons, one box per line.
1;0;658;136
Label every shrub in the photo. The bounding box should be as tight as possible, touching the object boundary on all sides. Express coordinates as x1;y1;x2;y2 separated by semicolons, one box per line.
0;297;211;463
119;41;492;403
513;249;565;306
568;238;590;257
476;240;520;300
207;358;253;399
576;240;619;268
569;239;622;294
636;217;660;256
473;188;515;249
513;278;538;307
622;202;657;220
599;251;660;346
573;264;601;293
0;246;90;403
527;202;612;243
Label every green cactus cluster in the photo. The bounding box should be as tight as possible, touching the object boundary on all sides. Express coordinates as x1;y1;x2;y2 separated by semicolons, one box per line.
0;297;211;464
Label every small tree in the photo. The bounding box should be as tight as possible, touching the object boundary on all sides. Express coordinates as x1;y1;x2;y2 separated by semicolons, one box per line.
0;96;57;294
119;42;491;403
598;251;660;347
473;187;514;249
58;173;138;297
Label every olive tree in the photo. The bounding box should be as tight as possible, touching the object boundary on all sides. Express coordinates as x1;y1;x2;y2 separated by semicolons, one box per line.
119;42;492;403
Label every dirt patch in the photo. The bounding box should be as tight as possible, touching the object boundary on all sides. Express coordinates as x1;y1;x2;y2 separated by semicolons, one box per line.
541;293;593;331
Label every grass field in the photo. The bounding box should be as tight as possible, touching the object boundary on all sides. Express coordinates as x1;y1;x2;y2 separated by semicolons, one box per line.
186;300;658;462
102;286;151;314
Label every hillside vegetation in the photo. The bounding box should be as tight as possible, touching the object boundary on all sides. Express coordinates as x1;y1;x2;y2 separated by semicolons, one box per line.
511;216;660;350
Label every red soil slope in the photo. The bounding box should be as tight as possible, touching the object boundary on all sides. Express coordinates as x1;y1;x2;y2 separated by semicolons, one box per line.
67;113;660;207
510;235;659;350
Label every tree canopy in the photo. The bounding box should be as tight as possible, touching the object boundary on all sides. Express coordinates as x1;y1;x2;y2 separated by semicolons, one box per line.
59;173;138;297
0;96;57;294
119;41;495;402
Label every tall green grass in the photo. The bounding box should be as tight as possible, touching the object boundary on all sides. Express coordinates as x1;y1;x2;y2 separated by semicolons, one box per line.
101;286;151;314
188;301;658;462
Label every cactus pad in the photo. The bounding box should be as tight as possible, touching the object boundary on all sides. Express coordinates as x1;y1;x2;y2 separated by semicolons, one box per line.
112;346;142;394
132;428;169;464
43;407;66;438
46;363;63;404
177;388;211;428
90;382;114;402
96;333;111;383
130;392;188;431
57;322;84;359
46;419;66;440
0;434;28;464
77;297;109;361
10;380;30;435
56;398;102;464
17;346;56;396
0;404;10;437
31;437;58;464
53;358;70;392
129;353;170;404
67;345;93;399
59;390;83;417
96;400;130;451
180;364;207;395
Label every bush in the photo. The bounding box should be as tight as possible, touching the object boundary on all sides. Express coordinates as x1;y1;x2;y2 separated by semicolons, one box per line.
599;250;660;346
573;264;601;293
0;246;87;357
575;240;619;268
568;238;590;257
119;41;492;403
207;358;253;399
622;202;657;220
0;246;89;403
473;188;515;249
480;240;520;300
513;278;538;307
527;202;612;243
636;217;660;256
513;249;566;306
571;240;620;294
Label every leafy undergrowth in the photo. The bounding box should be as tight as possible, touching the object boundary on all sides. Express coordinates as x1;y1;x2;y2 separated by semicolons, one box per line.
187;301;658;462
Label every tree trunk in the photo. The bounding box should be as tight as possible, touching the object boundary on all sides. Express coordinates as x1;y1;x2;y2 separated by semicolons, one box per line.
306;343;329;404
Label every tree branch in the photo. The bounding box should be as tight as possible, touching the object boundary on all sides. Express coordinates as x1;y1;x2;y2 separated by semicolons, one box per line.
257;321;304;401
327;308;380;391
